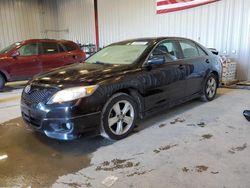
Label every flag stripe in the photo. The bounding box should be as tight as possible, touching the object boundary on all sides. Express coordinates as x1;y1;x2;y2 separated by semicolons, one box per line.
156;0;219;14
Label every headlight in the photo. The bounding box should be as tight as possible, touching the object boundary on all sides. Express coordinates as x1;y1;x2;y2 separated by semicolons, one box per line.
47;85;99;104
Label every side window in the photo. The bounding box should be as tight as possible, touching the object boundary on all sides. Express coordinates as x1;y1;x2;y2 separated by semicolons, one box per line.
41;42;61;55
180;40;199;58
18;43;38;56
151;40;181;63
62;42;77;52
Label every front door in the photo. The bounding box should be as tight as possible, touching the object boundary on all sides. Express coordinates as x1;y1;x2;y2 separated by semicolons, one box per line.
9;42;41;80
143;40;192;111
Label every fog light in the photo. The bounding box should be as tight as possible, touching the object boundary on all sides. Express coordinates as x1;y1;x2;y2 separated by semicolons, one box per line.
65;122;73;130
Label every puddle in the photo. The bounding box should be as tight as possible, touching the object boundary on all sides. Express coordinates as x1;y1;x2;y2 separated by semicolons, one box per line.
0;117;113;187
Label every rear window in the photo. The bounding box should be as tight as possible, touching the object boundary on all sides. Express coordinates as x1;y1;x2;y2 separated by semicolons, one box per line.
41;42;64;54
62;42;78;51
180;40;200;58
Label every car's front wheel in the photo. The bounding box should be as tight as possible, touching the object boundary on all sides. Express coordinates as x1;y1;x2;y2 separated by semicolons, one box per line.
201;74;218;101
100;93;137;140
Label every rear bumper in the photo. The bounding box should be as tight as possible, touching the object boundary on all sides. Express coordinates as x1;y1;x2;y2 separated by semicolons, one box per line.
21;103;101;140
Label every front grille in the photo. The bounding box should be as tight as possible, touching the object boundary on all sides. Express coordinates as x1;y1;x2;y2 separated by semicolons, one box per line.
22;86;57;105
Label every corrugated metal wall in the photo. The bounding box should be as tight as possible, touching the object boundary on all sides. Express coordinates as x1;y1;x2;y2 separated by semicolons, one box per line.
98;0;250;80
0;0;58;49
56;0;95;44
1;0;250;79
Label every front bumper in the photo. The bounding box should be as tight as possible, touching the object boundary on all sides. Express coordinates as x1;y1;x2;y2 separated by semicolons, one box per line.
21;102;101;140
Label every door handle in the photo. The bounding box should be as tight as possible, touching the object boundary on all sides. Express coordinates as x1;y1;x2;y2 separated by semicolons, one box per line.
178;65;184;70
206;59;210;64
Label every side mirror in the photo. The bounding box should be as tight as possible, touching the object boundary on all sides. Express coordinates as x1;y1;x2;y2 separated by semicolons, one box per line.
11;51;20;58
243;110;250;122
147;56;165;66
208;48;219;55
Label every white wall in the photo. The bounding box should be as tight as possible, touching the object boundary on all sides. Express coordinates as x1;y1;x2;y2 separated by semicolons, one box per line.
0;0;250;80
56;0;95;44
0;0;59;49
98;0;250;80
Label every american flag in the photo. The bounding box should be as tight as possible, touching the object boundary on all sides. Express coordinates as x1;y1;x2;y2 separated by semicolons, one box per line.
156;0;219;14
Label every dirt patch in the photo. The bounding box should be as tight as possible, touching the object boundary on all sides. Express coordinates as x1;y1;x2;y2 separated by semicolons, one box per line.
187;124;196;127
153;149;160;154
196;165;208;172
159;123;167;128
182;167;189;172
187;122;206;128
211;171;219;174
96;159;140;171
61;182;92;188
154;144;178;154
127;169;154;177
182;165;210;173
127;171;146;177
228;143;247;154
200;134;213;140
197;122;206;127
170;117;185;124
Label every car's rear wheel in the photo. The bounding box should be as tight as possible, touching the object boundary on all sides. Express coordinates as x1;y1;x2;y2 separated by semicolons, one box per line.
0;74;5;89
100;93;137;140
201;74;218;101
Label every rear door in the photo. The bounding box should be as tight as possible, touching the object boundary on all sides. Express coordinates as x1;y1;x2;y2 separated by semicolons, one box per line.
9;42;41;80
39;42;66;72
178;39;209;96
143;40;191;111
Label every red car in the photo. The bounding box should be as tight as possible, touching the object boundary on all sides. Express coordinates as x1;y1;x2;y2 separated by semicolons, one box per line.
0;39;86;89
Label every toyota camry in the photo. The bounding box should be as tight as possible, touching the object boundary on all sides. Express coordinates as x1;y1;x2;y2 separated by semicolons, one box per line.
21;37;222;140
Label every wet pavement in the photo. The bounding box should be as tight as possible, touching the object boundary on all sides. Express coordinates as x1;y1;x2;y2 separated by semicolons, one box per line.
0;118;113;187
1;88;250;187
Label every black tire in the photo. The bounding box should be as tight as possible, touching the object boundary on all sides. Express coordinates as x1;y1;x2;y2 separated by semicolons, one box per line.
0;74;5;90
100;93;138;140
201;74;218;102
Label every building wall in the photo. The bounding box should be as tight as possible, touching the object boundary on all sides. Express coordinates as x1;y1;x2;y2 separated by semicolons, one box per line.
56;0;95;45
98;0;250;80
0;0;250;80
0;0;58;49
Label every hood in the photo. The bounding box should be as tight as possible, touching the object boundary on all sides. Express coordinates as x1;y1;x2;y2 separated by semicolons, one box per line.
31;63;133;88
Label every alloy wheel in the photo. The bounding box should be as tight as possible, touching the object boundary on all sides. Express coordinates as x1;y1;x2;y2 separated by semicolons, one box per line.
108;100;135;135
206;77;217;98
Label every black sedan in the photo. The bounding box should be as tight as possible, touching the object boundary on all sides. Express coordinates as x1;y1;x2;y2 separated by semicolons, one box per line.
21;37;222;140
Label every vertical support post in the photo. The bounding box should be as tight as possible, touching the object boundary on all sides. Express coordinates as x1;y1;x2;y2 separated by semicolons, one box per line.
94;0;99;49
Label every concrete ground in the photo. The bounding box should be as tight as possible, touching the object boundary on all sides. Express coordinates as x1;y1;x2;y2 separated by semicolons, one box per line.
0;84;250;188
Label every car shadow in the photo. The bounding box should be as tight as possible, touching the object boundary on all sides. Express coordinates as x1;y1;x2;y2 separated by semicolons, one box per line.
133;88;233;133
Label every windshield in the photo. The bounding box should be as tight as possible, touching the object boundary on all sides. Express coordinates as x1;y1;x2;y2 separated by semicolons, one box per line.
0;42;21;55
85;43;148;65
